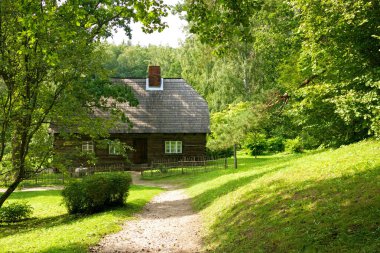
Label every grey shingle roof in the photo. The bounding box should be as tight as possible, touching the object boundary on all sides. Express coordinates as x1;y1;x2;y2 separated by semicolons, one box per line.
107;78;210;133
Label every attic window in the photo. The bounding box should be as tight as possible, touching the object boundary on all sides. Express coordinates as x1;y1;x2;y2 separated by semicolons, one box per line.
82;141;94;153
165;141;182;154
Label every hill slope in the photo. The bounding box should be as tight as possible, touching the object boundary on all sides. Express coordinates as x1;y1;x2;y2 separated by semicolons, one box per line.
163;139;380;252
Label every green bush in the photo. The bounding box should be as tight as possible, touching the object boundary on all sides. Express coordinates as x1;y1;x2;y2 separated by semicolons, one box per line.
267;137;285;152
246;134;267;157
285;137;304;153
62;172;132;214
0;202;33;223
206;147;234;158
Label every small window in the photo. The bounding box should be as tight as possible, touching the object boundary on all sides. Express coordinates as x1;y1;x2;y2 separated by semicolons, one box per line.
165;141;182;154
82;141;94;153
109;143;121;155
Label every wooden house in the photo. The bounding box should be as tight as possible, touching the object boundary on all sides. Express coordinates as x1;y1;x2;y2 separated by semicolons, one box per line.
52;66;210;168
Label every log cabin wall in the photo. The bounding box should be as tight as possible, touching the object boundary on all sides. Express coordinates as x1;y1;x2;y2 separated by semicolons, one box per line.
53;133;207;167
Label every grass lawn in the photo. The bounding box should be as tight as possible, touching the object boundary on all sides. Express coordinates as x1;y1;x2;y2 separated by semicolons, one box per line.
0;185;163;253
153;139;380;252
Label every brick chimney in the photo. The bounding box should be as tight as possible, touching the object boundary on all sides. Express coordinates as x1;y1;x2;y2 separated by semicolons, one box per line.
148;66;161;87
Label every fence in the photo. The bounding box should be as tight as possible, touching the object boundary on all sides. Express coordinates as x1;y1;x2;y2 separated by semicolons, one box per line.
141;157;228;179
1;157;232;186
1;163;127;187
1;169;66;187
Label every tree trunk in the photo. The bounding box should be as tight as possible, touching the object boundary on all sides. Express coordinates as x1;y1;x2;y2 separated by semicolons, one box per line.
0;175;22;207
234;143;237;169
0;127;28;207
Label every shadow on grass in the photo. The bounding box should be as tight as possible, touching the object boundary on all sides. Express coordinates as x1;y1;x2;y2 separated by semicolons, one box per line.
0;186;158;240
151;154;304;190
205;166;380;253
2;190;62;200
191;165;287;211
33;242;87;253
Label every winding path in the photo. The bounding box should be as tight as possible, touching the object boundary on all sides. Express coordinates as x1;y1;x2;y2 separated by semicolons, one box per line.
90;172;203;253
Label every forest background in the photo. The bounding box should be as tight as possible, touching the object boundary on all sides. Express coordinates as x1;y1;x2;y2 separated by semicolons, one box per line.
100;0;380;155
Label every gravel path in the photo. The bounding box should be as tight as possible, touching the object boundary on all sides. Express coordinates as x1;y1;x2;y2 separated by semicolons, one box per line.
90;172;203;253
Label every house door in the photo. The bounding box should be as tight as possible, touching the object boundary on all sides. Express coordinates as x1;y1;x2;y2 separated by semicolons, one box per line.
133;138;148;164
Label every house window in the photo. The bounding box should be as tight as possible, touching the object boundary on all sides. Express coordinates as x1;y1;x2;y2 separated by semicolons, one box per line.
109;143;121;155
82;141;94;153
165;141;182;154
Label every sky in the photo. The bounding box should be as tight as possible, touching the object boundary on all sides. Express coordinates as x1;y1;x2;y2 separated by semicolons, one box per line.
107;0;187;48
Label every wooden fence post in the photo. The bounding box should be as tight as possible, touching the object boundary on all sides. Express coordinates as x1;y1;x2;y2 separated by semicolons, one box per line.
224;157;227;169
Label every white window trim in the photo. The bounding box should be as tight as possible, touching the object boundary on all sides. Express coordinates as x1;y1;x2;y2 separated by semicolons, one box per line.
165;141;182;154
109;143;120;155
82;141;94;153
146;78;164;91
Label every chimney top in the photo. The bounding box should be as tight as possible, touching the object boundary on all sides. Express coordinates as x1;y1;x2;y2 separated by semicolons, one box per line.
148;66;161;87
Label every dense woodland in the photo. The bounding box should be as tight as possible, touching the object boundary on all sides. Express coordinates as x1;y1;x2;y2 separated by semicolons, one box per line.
100;0;380;155
0;0;379;206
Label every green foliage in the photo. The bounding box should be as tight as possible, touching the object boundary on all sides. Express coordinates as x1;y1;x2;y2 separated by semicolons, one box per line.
285;137;304;153
101;44;182;78
266;137;285;153
0;202;33;223
62;173;132;214
184;0;380;148
245;133;267;157
0;0;167;207
208;102;268;150
206;147;233;158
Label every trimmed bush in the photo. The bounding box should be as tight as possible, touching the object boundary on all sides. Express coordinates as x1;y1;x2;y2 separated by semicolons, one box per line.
0;202;33;223
62;172;132;214
286;137;304;153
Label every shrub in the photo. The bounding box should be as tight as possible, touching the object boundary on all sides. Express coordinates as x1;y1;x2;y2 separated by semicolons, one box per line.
0;202;33;223
267;137;285;153
246;134;267;157
206;147;233;158
62;172;132;214
286;137;304;153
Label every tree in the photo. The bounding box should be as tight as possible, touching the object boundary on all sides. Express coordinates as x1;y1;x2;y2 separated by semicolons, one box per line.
0;0;167;207
280;0;380;146
207;102;268;159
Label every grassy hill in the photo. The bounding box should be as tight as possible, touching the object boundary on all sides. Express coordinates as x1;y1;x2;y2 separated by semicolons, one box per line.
160;139;380;252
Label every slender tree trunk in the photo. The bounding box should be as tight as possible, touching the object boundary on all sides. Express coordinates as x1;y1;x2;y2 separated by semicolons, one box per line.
0;124;28;207
0;175;22;207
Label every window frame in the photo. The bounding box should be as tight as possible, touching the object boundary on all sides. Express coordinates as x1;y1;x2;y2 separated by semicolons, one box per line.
165;141;182;154
108;143;121;155
82;141;94;153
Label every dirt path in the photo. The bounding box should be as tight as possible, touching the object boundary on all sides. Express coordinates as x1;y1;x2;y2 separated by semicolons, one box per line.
90;172;203;253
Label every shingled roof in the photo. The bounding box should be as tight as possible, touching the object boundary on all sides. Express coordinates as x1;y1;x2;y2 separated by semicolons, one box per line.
105;78;210;134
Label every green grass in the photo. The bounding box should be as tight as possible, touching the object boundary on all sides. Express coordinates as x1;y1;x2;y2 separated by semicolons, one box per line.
0;185;163;252
153;139;380;252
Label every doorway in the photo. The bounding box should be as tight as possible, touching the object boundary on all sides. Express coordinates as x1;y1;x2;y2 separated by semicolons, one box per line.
132;138;148;164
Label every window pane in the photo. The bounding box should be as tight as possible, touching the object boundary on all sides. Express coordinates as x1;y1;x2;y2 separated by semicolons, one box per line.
177;141;182;153
165;141;171;153
82;141;94;152
171;142;176;153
